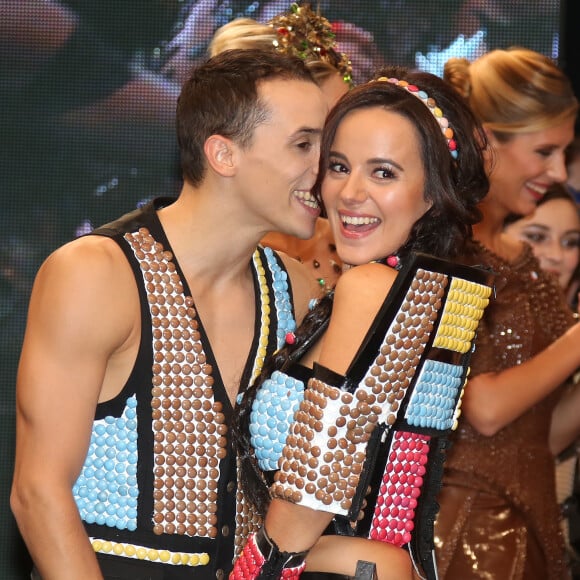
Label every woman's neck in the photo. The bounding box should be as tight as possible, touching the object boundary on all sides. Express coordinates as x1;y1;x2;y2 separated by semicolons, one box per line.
473;193;530;262
473;222;524;263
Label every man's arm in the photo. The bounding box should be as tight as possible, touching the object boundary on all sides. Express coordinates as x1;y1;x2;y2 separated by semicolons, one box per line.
11;236;138;580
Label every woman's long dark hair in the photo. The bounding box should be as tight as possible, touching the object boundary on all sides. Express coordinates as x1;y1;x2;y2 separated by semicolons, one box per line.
234;292;334;513
316;66;489;264
234;66;490;514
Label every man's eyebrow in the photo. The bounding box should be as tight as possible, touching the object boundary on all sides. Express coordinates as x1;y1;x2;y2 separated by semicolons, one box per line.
292;127;322;137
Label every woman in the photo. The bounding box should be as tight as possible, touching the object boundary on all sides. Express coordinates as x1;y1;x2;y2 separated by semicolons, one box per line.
207;2;352;292
434;48;580;579
230;67;493;579
504;183;580;569
504;183;580;311
208;5;354;106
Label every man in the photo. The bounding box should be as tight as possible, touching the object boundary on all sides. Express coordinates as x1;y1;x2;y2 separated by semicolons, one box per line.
11;49;327;579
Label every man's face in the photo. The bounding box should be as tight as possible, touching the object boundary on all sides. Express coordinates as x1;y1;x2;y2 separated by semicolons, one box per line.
235;78;328;240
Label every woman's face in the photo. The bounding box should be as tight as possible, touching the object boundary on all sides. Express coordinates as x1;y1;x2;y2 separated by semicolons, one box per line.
504;197;580;288
485;118;575;218
322;107;430;266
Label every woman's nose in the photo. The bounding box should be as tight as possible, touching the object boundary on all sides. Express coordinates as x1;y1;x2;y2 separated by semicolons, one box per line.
339;173;369;204
543;239;564;263
547;152;568;184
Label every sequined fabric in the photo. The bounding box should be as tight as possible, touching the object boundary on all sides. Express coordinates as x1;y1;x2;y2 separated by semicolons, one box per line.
434;242;576;579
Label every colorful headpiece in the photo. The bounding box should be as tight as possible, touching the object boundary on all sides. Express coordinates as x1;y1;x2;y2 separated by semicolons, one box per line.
270;3;353;87
377;77;458;159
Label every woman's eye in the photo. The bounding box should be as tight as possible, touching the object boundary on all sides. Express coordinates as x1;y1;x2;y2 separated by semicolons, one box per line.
536;148;554;158
562;236;580;249
297;141;312;151
375;166;396;179
523;231;547;244
328;159;347;173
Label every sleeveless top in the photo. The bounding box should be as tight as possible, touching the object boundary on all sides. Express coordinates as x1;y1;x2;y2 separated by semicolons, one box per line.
437;242;576;578
246;253;494;579
72;198;296;579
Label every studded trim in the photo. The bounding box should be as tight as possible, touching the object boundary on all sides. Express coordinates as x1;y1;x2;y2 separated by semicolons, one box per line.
75;205;296;572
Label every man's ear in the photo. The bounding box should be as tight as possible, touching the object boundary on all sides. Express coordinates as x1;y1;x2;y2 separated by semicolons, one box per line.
204;135;237;177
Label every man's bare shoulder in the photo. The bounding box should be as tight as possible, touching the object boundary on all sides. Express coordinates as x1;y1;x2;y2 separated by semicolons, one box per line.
32;235;139;346
39;234;130;286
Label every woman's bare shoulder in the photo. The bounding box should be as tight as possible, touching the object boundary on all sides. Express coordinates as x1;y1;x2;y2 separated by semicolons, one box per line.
334;262;398;307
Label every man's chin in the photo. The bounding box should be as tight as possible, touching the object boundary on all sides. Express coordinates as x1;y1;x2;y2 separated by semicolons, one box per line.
294;224;317;240
288;217;318;240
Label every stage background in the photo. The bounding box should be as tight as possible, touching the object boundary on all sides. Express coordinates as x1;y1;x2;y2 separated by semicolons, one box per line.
0;1;574;577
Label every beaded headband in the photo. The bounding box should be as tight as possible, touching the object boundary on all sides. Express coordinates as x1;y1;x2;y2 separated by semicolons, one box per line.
377;77;458;159
270;3;353;87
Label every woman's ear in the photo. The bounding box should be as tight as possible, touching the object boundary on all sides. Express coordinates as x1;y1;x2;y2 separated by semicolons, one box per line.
204;134;237;177
481;125;499;173
482;125;499;147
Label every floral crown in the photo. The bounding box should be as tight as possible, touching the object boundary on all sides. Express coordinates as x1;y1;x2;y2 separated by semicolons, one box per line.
269;3;353;87
377;77;458;159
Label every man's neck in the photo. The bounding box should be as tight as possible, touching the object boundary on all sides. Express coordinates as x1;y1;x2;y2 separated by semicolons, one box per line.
157;185;265;288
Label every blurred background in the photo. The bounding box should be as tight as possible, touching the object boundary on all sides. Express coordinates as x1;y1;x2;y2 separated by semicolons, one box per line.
1;1;577;577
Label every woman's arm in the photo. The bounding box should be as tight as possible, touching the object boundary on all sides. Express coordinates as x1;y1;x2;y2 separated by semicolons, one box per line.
550;375;580;455
461;322;580;436
262;264;397;547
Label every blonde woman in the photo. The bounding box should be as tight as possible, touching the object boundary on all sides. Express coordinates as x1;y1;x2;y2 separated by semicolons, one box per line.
434;48;580;579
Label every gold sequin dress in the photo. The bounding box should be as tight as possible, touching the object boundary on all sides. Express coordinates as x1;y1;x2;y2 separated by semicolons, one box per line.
434;242;576;579
71;198;296;579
